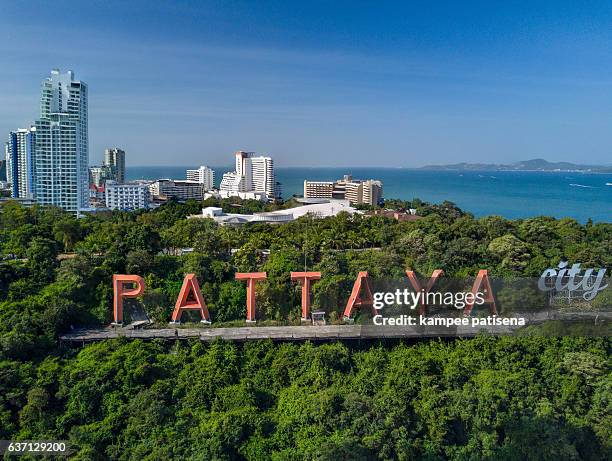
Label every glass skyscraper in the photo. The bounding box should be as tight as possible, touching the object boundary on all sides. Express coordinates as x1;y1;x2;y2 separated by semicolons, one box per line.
34;69;88;213
5;127;36;199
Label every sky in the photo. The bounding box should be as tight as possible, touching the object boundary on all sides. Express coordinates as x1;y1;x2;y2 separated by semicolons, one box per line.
1;0;612;167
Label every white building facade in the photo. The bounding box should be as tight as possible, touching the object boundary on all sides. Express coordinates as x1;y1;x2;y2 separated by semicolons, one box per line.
105;181;149;210
191;199;357;225
186;165;215;190
219;171;243;194
219;151;279;201
250;155;276;198
34;69;88;213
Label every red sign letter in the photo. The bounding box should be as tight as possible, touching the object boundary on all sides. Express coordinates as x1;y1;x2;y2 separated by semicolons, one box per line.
112;274;145;325
406;269;444;315
464;269;497;316
235;272;267;322
291;272;322;320
343;271;376;319
171;274;211;324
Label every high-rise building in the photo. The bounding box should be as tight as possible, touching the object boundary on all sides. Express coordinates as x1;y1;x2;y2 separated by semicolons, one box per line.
4;144;11;184
89;165;115;187
104;148;125;183
6;127;36;199
220;151;252;195
186;165;215;190
344;181;362;205
219;151;279;201
304;174;383;206
250;155;276;198
219;171;243;194
362;179;383;206
34;69;88;213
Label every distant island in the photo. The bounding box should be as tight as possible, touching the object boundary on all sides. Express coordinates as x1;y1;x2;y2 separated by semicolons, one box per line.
419;158;612;173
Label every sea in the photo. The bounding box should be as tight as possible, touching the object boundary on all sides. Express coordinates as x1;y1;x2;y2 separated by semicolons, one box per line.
127;166;612;223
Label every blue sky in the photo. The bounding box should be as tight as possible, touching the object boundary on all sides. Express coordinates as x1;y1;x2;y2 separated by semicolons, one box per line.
2;0;612;167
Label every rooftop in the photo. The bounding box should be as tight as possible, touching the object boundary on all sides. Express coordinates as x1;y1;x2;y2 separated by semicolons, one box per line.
190;199;359;225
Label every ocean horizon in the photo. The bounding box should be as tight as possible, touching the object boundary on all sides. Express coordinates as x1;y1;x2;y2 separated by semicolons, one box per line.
127;166;612;223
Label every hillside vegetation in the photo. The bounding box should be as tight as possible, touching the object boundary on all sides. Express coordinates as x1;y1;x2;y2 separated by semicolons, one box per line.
0;199;610;459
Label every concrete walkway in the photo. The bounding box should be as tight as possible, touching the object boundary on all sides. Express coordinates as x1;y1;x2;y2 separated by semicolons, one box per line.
60;323;516;344
59;310;610;344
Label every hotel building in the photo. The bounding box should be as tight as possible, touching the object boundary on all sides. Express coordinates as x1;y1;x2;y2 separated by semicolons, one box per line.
303;181;335;199
186;165;215;190
219;151;279;201
106;180;149;210
149;179;205;201
361;179;383;205
304;174;383;206
34;69;88;213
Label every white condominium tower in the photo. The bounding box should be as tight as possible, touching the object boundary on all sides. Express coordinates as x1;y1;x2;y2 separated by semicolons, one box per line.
220;151;278;200
104;148;126;183
5;127;36;199
250;155;276;199
186;165;215;190
34;69;88;213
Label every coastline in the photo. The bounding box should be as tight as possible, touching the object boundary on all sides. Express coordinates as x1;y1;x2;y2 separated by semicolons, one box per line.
127;166;612;223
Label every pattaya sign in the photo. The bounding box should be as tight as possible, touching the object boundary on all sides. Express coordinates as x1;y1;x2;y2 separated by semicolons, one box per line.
111;269;497;325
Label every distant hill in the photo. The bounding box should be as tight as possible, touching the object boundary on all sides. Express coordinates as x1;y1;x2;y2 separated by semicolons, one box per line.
419;158;612;173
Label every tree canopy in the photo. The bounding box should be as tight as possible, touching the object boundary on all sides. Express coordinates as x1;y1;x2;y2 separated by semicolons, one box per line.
0;198;609;459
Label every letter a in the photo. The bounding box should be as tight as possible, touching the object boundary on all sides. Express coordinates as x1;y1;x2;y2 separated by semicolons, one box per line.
343;271;376;319
113;274;145;325
171;274;211;324
464;270;497;316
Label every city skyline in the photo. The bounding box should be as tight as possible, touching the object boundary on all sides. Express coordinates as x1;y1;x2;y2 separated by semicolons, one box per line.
2;1;612;167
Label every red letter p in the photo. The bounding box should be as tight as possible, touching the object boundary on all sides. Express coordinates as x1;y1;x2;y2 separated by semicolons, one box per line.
112;275;145;325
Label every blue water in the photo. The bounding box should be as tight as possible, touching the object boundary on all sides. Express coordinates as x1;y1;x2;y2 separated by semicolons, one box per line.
127;166;612;223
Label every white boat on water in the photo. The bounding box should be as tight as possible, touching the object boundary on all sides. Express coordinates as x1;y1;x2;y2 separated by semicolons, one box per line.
607;182;612;186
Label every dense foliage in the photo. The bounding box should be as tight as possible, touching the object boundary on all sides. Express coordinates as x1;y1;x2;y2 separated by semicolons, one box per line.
1;337;610;460
1;198;610;348
0;199;610;459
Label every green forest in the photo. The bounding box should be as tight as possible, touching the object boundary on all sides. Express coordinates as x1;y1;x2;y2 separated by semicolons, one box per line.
0;198;610;459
